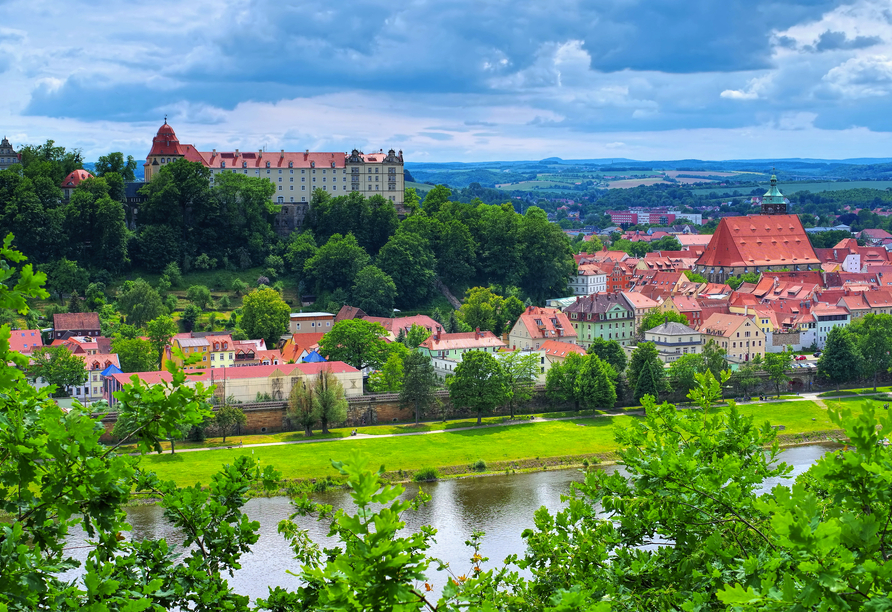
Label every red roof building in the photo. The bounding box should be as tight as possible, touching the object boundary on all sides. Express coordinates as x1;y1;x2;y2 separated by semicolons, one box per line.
694;214;819;283
8;329;43;354
508;306;577;350
60;169;94;200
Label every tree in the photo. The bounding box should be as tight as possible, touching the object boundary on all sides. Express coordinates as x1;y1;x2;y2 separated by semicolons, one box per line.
376;232;437;308
24;345;87;396
367;351;405;394
111;336;156;373
457;286;513;334
669;353;703;398
762;347;794;398
95;151;137;181
404;323;431;349
727;271;761;290
733;362;760;399
576;354;617;412
146;315;178;369
421;184;451;215
118;278;165;328
84;282;106;311
42;257;88;301
515;207;576;302
67;290;82;313
284;231;317;278
850;313;892;391
633;358;663;403
636;309;689;337
545;351;585;410
212;403;246;443
586;337;627;374
701;339;728;381
500;351;539;418
318;319;389;371
351;265;397;317
627;341;668;399
287;379;320;436
399;352;439;425
304;232;370;293
181;303;202;333
240;286;290;346
313;368;348;435
817;326;861;391
186;284;212;310
448;350;509;425
231;277;248;296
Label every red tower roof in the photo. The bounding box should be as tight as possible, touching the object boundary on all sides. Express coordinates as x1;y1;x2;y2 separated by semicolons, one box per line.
60;169;94;189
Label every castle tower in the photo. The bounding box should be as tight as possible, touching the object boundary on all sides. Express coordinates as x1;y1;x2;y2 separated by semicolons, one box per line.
761;174;786;215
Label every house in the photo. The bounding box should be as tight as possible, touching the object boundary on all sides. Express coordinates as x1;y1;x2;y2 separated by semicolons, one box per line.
540;340;587;362
106;361;363;406
60;169;94;201
280;333;326;363
568;263;608;296
417;328;506;359
8;329;43;354
73;353;121;404
621;292;660;333
662;295;703;329
53;313;101;339
812;303;850;348
290;312;334;334
334;305;368;323
164;335;210;369
644;321;703;363
206;334;235;368
701;313;766;363
564;293;636;348
507;306;577;350
363;315;440;341
859;228;892;245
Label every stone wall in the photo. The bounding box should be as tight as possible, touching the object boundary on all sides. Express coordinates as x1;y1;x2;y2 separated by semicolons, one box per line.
772;331;801;347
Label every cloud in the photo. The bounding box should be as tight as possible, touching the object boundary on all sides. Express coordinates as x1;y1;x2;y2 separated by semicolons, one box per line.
823;55;892;98
814;29;883;51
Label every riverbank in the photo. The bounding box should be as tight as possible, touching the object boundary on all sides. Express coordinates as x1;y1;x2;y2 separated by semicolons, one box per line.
135;394;881;489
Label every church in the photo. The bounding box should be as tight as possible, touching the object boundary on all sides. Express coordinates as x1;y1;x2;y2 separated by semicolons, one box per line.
693;176;820;283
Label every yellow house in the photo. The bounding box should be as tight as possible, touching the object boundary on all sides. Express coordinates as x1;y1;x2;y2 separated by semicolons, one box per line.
207;334;235;368
165;336;210;369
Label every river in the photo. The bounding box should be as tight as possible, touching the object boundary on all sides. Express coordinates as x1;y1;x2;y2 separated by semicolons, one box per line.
63;443;835;601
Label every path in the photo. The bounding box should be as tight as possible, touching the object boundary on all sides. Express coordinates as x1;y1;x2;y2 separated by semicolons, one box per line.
140;390;889;456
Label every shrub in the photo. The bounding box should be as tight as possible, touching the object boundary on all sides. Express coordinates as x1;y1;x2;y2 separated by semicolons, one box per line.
470;459;487;472
413;467;439;482
582;458;590;468
257;276;270;286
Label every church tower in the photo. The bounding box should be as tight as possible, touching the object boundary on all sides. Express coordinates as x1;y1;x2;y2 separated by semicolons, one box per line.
761;174;786;215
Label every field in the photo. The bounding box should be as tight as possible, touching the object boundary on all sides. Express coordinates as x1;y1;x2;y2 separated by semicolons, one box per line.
607;177;669;188
139;399;845;488
693;180;892;196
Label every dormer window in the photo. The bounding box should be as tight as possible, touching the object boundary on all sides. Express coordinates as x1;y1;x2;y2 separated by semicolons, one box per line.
266;161;270;168
221;162;226;168
214;342;219;351
289;161;293;168
331;162;336;168
242;161;247;168
222;342;228;350
311;161;315;168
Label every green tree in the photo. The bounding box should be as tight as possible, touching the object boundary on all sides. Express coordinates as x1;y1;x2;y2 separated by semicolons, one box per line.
284;231;318;277
231;277;248;296
850;313;892;391
669;352;704;398
111;336;156;373
399;352;439;425
367;350;405;394
545;351;585;410
84;282;106;311
701;339;728;381
727;271;761;290
421;184;451;215
42;257;88;301
163;261;183;287
313;368;348;434
636;309;689;337
817;326;862;391
351;265;397;317
500;350;539;419
95;151;137;181
318;319;389;370
67;290;82;313
516;207;576;302
24;345;87;396
576;354;617;412
376;232;437;308
762;347;794;398
403;186;421;215
633;358;663;403
732;362;761;399
448;350;509;425
586;337;627;374
286;379;320;436
304;232;370;293
146;315;178;369
186;284;212;310
627;341;668;399
118;278;165;328
457;286;508;334
181;303;202;333
240;286;290;346
212;403;247;443
404;323;431;349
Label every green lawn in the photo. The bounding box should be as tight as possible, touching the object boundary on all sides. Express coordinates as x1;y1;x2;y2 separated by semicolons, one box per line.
138;399;835;487
142;416;627;487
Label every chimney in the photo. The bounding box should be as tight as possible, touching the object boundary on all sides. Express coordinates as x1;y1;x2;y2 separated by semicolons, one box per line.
435;326;441;341
281;149;285;158
744;305;749;317
212;148;216;156
235;149;239;157
475;327;480;340
258;149;263;158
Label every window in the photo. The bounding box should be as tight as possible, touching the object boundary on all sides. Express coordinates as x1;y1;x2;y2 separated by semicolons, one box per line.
266;161;270;168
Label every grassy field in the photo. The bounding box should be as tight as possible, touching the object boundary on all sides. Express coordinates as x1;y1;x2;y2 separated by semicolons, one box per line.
138;399;836;487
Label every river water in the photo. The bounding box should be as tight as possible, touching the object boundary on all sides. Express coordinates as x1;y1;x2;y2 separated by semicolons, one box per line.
64;443;834;601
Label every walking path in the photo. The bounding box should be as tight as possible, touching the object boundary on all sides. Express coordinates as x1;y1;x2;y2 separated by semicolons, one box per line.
141;389;888;456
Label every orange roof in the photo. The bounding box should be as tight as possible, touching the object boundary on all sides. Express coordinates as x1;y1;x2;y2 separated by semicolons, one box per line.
514;306;576;341
9;329;43;354
60;169;94;189
701;313;755;338
110;361;358;386
541;340;586;358
419;330;506;351
696;215;819;268
76;353;121;371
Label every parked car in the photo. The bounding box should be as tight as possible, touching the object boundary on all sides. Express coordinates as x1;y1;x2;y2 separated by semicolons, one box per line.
795;355;807;361
813;352;822;357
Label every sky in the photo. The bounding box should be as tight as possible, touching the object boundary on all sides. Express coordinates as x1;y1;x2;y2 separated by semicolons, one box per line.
2;0;892;163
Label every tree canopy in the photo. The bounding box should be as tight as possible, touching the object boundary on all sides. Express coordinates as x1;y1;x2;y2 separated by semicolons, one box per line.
239;286;290;346
318;319;389;370
447;350;509;425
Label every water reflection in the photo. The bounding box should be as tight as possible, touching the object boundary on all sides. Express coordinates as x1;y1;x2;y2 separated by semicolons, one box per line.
64;444;835;601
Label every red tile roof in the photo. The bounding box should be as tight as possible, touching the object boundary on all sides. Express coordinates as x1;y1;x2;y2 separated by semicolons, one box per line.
696;215;819;268
60;169;94;189
109;361;359;386
419;330;506;351
513;306;577;341
541;340;586;358
77;353;121;371
702;313;756;338
8;329;43;354
53;312;100;331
